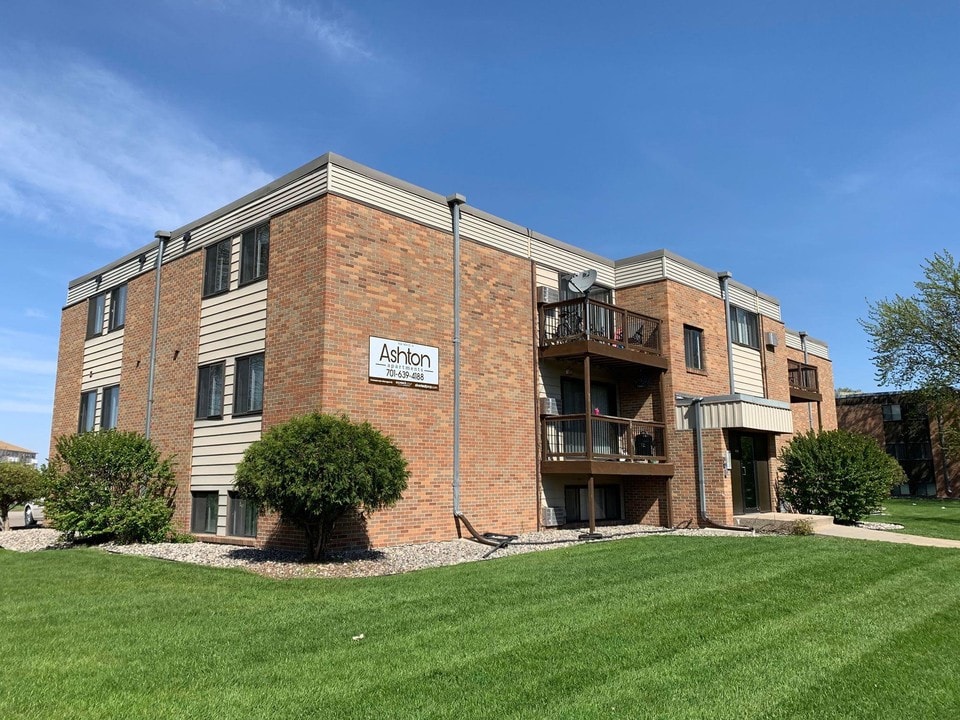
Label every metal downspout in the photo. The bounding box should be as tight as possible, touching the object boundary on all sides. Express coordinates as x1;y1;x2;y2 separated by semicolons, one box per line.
799;331;814;429
446;194;466;517
718;272;735;394
145;230;171;439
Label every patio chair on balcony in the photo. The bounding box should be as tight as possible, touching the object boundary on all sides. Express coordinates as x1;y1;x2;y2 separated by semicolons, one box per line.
634;431;654;457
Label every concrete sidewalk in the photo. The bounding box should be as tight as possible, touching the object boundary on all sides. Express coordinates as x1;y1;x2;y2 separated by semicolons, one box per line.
815;523;960;549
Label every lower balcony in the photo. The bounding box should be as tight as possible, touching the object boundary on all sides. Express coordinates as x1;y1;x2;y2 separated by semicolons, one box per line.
540;414;674;476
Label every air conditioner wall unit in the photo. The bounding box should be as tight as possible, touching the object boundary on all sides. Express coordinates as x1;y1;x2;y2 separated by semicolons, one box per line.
541;506;566;527
537;286;560;305
539;397;559;416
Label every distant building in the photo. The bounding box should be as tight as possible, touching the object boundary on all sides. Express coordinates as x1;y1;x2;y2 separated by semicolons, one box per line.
0;440;38;466
836;391;958;498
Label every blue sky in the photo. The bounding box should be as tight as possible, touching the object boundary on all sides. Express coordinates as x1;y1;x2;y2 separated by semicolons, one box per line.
2;1;959;460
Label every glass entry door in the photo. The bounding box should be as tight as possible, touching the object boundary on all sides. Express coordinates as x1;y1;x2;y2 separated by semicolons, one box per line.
731;432;772;514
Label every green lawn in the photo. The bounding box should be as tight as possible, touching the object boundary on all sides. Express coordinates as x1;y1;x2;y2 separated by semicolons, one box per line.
2;536;959;719
877;497;960;541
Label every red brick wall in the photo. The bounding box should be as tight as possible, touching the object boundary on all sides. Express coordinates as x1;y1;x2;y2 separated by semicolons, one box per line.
263;195;538;549
50;303;87;457
116;253;202;531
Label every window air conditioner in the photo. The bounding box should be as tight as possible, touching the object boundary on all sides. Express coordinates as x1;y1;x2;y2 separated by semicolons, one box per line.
541;506;566;527
536;286;560;305
539;397;559;416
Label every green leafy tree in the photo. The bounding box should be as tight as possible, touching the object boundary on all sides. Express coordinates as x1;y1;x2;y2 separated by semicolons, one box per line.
0;463;46;531
235;413;409;560
778;430;904;524
861;250;960;454
44;431;177;543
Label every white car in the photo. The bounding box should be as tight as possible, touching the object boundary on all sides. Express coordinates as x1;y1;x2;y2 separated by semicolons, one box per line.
23;502;42;527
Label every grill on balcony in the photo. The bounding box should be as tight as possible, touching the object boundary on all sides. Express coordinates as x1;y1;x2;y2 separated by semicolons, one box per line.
541;414;667;464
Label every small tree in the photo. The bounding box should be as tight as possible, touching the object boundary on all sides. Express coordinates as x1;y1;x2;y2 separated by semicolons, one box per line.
235;413;409;560
778;429;904;524
44;431;177;543
0;463;46;531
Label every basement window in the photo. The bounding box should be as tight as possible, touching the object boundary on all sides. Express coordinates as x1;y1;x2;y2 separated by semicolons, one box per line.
191;492;219;534
229;492;258;538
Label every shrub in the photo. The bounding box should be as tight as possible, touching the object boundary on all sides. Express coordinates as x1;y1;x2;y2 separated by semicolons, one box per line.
778;429;904;524
235;413;409;560
790;519;815;536
0;463;46;531
44;431;177;543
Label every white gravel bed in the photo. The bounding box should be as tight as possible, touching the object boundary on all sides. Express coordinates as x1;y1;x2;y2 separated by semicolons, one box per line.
856;521;905;531
2;524;753;579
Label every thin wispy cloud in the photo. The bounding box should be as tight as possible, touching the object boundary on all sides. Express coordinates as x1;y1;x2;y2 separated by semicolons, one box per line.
0;48;274;249
212;0;372;60
24;308;47;319
0;356;57;376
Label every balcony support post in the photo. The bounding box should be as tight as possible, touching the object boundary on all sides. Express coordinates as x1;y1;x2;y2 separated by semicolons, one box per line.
584;355;593;460
587;475;596;535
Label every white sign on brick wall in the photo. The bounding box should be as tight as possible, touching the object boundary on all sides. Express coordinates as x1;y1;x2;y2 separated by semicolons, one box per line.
368;336;439;391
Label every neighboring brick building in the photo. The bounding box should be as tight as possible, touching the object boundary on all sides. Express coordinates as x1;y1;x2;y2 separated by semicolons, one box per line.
51;153;837;550
837;391;958;498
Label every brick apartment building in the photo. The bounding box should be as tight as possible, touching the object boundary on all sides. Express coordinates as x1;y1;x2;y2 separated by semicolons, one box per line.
51;153;837;550
837;391;958;498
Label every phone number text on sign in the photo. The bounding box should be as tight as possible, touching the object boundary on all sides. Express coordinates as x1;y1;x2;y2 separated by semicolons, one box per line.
368;336;439;391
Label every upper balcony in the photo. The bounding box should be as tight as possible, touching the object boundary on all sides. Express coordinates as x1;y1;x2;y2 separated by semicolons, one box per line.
788;360;822;402
538;298;668;369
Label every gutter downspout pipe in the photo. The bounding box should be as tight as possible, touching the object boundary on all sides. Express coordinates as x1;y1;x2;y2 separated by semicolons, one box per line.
446;195;466;517
718;272;735;394
145;230;171;439
799;331;814;429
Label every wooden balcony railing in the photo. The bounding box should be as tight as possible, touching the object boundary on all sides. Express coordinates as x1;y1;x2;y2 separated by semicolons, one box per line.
788;360;820;395
539;298;662;356
541;414;668;463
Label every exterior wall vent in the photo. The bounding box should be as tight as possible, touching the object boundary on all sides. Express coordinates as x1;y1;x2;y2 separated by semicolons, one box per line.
536;285;560;305
539;397;559;416
541;506;566;527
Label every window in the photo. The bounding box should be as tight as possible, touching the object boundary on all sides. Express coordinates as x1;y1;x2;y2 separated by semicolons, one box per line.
203;238;232;297
86;293;105;339
882;404;902;422
684;325;705;370
78;390;97;433
234;353;264;416
229;492;258;537
196;362;225;419
564;484;622;523
191;492;219;534
101;385;119;430
240;223;269;285
109;284;127;331
730;306;759;349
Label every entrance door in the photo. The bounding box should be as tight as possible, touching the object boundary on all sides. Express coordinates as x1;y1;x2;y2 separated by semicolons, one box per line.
731;432;772;514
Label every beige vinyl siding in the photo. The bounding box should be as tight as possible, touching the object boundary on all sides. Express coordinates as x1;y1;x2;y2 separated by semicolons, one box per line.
727;285;759;313
664;256;722;297
329;164;450;231
616;255;666;287
190;249;268;519
461;212;530;258
81;330;123;391
757;295;781;322
529;242;616;288
731;344;765;397
785;330;831;360
535;265;560;290
676;399;793;434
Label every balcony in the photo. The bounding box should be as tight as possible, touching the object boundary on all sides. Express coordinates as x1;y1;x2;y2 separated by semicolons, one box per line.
538;298;668;369
540;414;673;476
788;360;822;402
